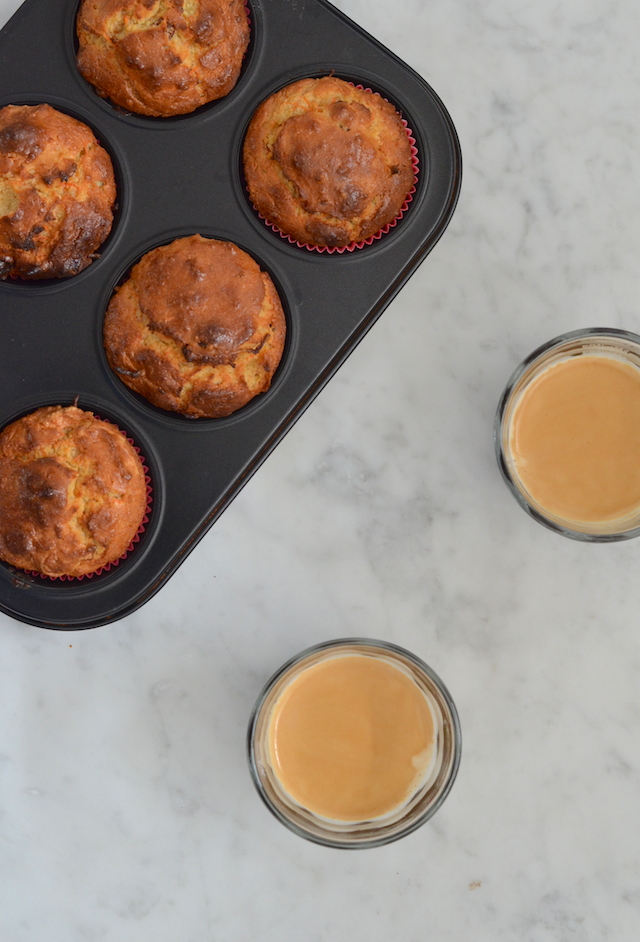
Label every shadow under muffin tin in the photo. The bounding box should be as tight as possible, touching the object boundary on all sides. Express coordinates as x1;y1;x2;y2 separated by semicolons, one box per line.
0;0;461;629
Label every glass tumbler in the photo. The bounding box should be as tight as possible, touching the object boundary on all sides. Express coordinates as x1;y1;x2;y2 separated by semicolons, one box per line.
247;638;461;849
495;327;640;541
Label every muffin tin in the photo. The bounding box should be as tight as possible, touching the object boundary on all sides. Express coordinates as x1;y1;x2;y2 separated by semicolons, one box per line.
0;0;461;629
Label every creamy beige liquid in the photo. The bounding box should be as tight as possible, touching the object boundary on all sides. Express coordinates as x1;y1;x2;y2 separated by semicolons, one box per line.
267;654;436;822
509;354;640;523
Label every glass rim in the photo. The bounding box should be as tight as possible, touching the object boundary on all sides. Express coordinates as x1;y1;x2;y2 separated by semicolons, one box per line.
247;637;461;849
495;327;640;542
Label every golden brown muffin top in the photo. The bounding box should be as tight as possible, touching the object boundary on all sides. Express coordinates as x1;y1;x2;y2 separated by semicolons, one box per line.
243;77;415;247
132;233;265;364
104;235;286;418
0;103;116;279
0;406;148;578
77;0;250;117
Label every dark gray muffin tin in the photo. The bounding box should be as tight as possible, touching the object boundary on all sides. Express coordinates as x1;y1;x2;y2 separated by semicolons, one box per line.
0;0;461;629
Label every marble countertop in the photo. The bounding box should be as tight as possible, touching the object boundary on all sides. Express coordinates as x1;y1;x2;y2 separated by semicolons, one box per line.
2;0;640;939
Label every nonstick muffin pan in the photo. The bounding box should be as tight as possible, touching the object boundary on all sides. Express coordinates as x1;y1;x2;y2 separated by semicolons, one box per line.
0;0;461;629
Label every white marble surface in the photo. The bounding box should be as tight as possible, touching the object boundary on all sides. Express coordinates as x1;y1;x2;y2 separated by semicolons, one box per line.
2;0;640;939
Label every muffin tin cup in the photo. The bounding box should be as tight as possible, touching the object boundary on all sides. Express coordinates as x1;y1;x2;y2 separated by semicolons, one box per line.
22;421;153;583
0;92;129;289
495;327;640;542
101;229;292;424
0;0;461;629
250;84;420;254
73;0;254;121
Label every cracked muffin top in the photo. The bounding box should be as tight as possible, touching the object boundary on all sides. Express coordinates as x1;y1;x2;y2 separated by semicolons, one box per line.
0;406;148;578
0;104;116;279
77;0;250;117
104;234;286;418
243;77;415;248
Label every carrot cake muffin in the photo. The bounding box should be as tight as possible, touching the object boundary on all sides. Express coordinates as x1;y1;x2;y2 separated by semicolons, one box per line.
0;406;148;578
77;0;250;117
0;104;116;279
104;234;286;418
243;76;415;248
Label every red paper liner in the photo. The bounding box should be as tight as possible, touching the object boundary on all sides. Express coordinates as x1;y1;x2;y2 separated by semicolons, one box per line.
23;418;152;583
252;83;419;254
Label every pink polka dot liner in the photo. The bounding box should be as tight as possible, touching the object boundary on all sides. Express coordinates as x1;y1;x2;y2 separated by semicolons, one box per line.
254;84;419;254
25;419;152;583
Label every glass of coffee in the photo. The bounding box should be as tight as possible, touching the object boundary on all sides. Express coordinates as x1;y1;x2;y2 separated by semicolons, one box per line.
496;327;640;541
247;638;461;848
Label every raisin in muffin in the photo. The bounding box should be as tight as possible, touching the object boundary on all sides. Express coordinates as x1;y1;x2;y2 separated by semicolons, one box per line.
0;406;148;578
0;104;116;279
243;76;415;248
77;0;250;117
104;234;286;418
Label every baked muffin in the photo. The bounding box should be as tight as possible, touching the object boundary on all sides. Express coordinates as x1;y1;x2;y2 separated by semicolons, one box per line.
104;235;286;418
243;76;415;248
0;104;116;279
76;0;250;117
0;406;148;578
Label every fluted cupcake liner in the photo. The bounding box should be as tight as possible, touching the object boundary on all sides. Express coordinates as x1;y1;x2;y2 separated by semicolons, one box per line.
26;419;152;583
254;84;419;254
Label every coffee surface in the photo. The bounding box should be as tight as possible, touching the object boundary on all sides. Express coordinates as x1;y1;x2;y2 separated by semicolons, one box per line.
510;355;640;523
268;654;436;822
